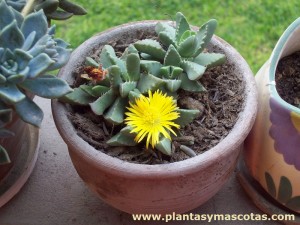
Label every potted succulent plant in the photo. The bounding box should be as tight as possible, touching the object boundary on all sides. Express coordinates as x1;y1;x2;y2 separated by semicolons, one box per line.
0;0;86;207
241;18;300;216
52;12;257;214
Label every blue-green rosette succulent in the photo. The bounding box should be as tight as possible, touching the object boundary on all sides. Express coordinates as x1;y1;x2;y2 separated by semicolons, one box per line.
0;0;73;164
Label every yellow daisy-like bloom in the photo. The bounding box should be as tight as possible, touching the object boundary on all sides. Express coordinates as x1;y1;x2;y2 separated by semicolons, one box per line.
125;90;180;149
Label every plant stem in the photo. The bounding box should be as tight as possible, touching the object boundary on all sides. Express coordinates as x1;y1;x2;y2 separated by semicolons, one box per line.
21;0;37;17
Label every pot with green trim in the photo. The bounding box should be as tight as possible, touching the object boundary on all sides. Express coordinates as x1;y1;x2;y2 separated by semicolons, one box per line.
244;18;300;213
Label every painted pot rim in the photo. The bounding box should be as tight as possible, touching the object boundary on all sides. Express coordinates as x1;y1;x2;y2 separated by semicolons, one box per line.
269;17;300;114
52;20;258;179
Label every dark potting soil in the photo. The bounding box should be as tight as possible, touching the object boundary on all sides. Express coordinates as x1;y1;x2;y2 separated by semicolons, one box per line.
67;35;245;165
276;51;300;108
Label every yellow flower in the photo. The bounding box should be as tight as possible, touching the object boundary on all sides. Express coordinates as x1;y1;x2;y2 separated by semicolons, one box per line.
125;90;180;149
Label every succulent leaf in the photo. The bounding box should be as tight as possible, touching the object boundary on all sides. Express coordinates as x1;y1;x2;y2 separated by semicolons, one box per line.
140;60;162;77
175;12;190;43
156;137;172;155
119;81;137;98
165;79;181;92
177;35;197;58
21;10;48;42
27;53;54;78
100;45;126;73
134;39;166;61
137;73;164;94
107;126;137;146
193;19;217;57
128;89;141;102
15;97;43;127
90;89;116;115
0;83;25;103
0;1;15;30
126;53;140;81
92;85;110;96
19;75;72;98
46;10;73;20
175;109;200;127
193;53;226;68
59;0;87;15
104;97;127;124
158;31;176;47
60;87;95;105
179;73;206;92
155;22;176;39
108;65;122;90
85;56;99;67
181;61;206;80
164;45;181;67
0;21;24;50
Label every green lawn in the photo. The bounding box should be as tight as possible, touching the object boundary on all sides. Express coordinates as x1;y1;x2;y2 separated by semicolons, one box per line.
55;0;300;73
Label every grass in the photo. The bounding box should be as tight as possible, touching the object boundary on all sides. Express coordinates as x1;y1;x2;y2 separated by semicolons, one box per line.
55;0;300;73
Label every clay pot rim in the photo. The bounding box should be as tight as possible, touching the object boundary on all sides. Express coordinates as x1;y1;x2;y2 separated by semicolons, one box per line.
52;20;257;178
269;17;300;114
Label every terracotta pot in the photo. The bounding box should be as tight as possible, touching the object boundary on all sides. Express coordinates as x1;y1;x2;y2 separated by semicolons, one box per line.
0;115;27;182
52;21;257;214
244;18;300;213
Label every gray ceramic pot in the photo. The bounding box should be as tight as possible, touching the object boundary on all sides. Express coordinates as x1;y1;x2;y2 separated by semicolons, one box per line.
52;21;257;214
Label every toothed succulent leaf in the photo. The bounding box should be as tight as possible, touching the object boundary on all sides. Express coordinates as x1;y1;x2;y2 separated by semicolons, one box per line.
140;60;162;77
128;89;141;102
60;87;95;105
175;12;190;43
177;35;197;58
137;73;164;94
179;73;206;92
175;109;200;127
134;39;166;61
90;90;116;115
181;61;206;80
160;66;183;79
80;85;109;98
119;81;137;98
164;45;181;67
104;97;127;124
107;126;137;146
85;56;99;67
156;137;172;156
126;53;140;81
193;53;226;68
165;79;181;92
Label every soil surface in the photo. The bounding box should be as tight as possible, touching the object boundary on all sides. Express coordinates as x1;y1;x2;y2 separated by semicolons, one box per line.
67;36;245;165
276;51;300;108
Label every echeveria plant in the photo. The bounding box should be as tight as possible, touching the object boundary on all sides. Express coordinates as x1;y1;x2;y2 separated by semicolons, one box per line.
62;12;225;156
0;0;85;164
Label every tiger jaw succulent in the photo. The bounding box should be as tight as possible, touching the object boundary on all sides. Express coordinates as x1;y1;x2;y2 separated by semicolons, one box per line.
0;0;75;164
62;12;226;157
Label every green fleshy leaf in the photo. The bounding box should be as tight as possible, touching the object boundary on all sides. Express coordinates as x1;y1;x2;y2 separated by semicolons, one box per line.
165;79;181;92
155;22;176;41
179;73;206;92
164;45;181;67
108;65;123;90
126;53;140;81
265;172;276;198
134;39;166;61
160;66;183;79
15;97;43;127
104;97;127;124
119;81;137;98
140;60;162;77
137;73;164;94
107;126;137;146
0;145;11;165
19;76;72;98
58;0;87;15
85;57;99;67
92;85;110;97
181;61;206;80
90;89;116;115
60;87;95;105
100;45;126;73
175;109;200;127
47;10;73;20
175;12;190;43
278;176;292;204
193;53;226;68
128;89;141;102
177;35;197;58
193;19;218;57
156;137;172;156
